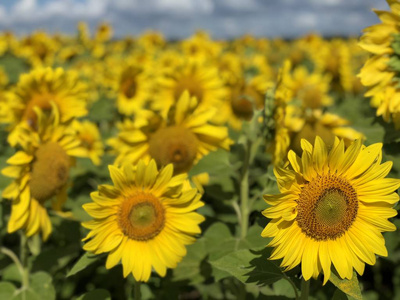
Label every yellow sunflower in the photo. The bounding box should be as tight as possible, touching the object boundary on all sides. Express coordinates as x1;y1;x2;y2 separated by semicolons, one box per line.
290;110;365;155
289;66;333;110
5;67;88;146
154;60;227;119
72;120;104;166
220;76;273;130
108;91;231;174
82;159;205;282
358;0;400;128
262;136;400;284
109;62;153;116
1;106;87;240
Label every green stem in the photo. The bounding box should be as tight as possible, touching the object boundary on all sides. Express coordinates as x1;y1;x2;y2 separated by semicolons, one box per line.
240;139;251;239
134;280;141;300
0;247;25;282
300;278;310;300
19;233;29;290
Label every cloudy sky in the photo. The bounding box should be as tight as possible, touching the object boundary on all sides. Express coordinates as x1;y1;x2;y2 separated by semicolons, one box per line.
0;0;389;39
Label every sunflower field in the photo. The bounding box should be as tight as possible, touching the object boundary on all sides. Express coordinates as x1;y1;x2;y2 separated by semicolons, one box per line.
1;2;400;300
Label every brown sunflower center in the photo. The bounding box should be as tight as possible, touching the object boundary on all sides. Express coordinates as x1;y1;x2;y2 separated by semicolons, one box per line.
120;76;138;99
148;126;198;174
231;95;254;120
173;76;204;102
23;94;55;128
296;174;358;241
118;192;165;241
29;142;70;203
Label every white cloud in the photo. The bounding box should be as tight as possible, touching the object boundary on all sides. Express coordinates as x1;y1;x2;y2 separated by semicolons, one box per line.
0;0;388;38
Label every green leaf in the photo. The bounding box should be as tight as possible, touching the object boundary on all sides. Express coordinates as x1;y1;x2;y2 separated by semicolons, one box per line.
329;271;362;300
29;272;56;300
173;239;210;284
76;289;111;300
67;252;98;277
0;282;17;299
87;96;116;122
12;272;55;300
210;248;283;285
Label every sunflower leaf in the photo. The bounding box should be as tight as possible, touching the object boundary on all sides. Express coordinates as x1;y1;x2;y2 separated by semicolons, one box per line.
329;271;362;300
210;248;283;285
66;252;98;277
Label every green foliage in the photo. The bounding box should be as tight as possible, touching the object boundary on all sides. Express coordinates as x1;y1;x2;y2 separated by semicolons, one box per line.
329;271;362;300
67;253;99;277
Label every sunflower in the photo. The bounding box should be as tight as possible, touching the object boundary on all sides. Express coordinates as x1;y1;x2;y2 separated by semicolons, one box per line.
1;106;87;240
290;110;365;155
219;76;273;130
108;62;153;116
72;120;104;166
82;159;204;282
154;60;227;119
288;66;333;110
108;91;231;174
358;0;400;128
262;136;400;284
5;67;88;146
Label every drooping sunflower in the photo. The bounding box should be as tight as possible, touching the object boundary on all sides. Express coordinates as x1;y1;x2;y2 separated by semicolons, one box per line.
108;91;231;174
1;106;87;240
262;136;400;284
5;67;88;146
82;159;204;282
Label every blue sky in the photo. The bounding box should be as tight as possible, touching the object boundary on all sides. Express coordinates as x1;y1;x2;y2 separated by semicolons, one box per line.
0;0;389;39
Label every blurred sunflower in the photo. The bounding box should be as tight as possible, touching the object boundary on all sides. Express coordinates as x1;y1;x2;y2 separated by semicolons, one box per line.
262;137;400;284
155;60;226;118
289;66;333;110
82;159;204;282
72;120;104;166
108;91;231;174
219;76;273;130
110;62;153;116
290;110;365;155
1;106;87;240
358;0;400;128
5;67;88;145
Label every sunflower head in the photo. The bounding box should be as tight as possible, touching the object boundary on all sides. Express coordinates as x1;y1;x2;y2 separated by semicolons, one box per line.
82;159;205;282
262;136;400;284
2;106;88;241
7;67;88;145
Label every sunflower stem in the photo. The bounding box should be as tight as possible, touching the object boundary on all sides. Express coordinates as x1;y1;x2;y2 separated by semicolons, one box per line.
0;247;25;285
240;138;251;240
134;280;141;300
19;233;30;290
300;278;310;300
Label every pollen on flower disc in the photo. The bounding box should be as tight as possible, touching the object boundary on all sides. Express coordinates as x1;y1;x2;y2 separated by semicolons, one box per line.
296;174;358;241
118;192;165;241
148;126;198;174
29;142;70;202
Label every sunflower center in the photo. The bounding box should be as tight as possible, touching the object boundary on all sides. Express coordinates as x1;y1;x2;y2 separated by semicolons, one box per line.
296;174;358;241
174;77;204;102
118;192;165;241
29;142;70;203
120;77;138;99
148;126;198;174
231;96;254;120
23;94;55;128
